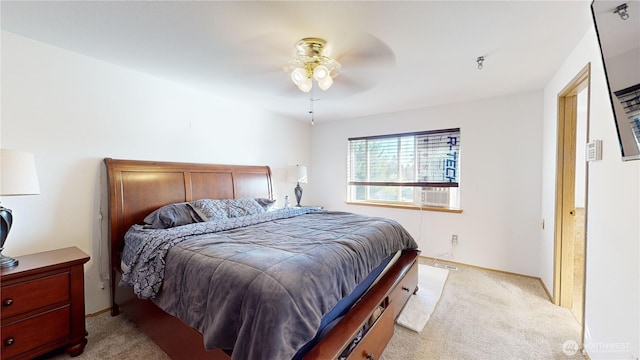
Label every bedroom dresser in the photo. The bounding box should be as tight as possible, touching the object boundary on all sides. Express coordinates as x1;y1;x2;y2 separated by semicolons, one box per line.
0;247;89;359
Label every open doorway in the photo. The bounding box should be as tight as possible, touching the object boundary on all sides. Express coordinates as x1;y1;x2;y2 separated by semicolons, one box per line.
553;64;590;339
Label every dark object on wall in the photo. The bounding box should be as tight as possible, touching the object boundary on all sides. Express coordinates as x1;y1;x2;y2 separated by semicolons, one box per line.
591;0;640;161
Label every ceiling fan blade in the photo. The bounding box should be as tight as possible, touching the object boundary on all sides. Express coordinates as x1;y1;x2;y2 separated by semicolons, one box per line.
230;31;295;77
332;73;378;95
330;32;396;70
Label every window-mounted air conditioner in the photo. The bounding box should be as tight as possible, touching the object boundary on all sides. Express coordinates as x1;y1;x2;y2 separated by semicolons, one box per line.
420;187;450;207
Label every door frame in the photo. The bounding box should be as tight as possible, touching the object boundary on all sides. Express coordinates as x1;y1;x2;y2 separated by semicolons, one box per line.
553;63;590;344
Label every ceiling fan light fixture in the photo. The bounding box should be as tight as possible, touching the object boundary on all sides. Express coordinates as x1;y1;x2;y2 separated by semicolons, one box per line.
313;65;334;90
317;75;333;91
288;38;340;92
297;78;313;92
313;65;330;81
291;67;308;86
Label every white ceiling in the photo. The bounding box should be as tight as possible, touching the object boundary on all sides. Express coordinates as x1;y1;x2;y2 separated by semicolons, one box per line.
1;1;593;123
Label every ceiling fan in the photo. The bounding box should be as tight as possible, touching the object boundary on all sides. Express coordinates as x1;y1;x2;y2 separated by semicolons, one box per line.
284;33;396;95
238;32;396;97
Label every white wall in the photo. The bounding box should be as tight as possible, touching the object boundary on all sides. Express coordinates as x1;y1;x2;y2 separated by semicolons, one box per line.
309;91;543;277
0;31;311;313
541;28;639;359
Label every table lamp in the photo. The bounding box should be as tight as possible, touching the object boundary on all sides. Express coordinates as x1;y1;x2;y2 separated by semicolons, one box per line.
0;149;41;268
287;165;307;207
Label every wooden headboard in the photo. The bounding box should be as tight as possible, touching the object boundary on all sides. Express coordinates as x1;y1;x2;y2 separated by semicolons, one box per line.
104;158;273;276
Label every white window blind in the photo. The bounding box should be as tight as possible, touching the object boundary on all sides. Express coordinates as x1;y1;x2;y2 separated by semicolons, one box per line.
348;128;461;189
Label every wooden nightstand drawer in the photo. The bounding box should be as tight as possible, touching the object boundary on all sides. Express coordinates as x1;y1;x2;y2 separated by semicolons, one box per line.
1;305;71;359
1;272;70;320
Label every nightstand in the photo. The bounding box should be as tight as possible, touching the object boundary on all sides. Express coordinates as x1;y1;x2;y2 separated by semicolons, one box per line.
1;247;90;359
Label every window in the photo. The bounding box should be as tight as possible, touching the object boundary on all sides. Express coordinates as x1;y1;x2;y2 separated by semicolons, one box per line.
347;128;460;209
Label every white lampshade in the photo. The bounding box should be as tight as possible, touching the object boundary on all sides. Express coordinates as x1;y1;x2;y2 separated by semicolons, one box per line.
291;67;312;92
1;149;41;196
317;75;333;91
291;68;312;92
313;65;330;81
297;79;312;93
287;165;308;184
291;67;308;85
313;65;334;90
297;165;307;184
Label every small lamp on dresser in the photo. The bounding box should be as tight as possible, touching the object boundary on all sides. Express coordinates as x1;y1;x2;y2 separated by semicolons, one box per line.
287;165;308;207
0;149;41;268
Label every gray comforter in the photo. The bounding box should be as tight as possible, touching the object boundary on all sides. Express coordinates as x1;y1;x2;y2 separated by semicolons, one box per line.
121;208;418;360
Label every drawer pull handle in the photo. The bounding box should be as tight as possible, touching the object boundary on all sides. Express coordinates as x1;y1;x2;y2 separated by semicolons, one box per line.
402;286;410;292
4;338;15;346
366;353;375;360
2;299;13;307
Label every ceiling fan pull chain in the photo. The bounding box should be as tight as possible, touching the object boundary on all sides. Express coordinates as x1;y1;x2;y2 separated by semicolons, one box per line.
309;89;315;125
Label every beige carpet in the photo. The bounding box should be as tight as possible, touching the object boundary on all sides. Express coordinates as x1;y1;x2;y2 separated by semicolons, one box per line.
382;258;583;360
44;258;582;360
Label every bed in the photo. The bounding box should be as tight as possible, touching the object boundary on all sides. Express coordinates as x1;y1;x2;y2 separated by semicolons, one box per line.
105;158;420;360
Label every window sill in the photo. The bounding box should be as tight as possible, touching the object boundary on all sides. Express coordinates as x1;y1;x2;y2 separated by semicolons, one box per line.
345;201;463;214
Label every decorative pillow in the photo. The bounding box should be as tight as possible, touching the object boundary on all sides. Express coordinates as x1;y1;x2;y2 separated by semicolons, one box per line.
255;198;277;211
189;199;230;221
223;198;266;217
190;198;267;220
143;202;209;229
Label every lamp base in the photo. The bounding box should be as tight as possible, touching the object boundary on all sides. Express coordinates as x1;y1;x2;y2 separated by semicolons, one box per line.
1;205;17;268
0;253;19;268
294;182;303;207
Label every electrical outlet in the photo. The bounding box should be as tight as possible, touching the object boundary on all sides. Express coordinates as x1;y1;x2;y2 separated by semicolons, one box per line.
452;234;458;245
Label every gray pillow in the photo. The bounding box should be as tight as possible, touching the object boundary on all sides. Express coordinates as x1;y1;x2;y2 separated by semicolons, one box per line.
143;202;209;229
223;198;265;217
190;198;267;219
255;198;277;211
189;199;230;221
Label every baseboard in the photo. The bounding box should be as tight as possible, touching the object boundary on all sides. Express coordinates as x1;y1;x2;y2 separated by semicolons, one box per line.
86;307;112;318
537;278;554;302
419;255;554;301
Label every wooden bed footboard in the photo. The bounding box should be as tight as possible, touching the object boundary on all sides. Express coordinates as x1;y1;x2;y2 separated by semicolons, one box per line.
105;158;419;359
